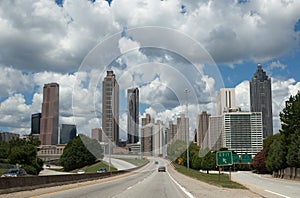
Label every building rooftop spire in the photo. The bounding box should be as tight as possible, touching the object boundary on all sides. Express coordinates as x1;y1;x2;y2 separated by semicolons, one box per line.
253;63;268;82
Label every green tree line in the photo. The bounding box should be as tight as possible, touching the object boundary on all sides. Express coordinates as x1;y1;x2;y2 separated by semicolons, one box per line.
59;134;103;171
252;92;300;173
0;135;43;175
167;140;216;173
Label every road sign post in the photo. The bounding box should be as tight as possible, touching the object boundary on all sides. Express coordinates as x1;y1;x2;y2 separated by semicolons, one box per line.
241;154;252;163
216;151;233;181
216;151;233;166
233;154;239;163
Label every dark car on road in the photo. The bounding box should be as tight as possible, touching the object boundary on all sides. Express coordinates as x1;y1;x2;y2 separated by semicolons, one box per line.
1;168;27;177
97;168;107;173
158;166;166;172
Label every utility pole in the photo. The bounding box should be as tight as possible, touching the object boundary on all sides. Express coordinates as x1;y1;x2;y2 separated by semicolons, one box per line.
185;88;190;169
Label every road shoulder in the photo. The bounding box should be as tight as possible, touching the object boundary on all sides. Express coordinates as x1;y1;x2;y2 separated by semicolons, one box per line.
167;163;261;198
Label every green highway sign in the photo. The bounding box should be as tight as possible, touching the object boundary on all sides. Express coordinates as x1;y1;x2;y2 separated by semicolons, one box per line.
216;151;233;166
233;154;240;163
241;154;252;163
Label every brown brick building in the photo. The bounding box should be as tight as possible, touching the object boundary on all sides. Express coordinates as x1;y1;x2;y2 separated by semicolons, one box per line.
39;83;59;145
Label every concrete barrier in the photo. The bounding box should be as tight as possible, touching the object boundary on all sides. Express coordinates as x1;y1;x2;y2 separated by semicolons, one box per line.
0;162;149;195
273;167;300;181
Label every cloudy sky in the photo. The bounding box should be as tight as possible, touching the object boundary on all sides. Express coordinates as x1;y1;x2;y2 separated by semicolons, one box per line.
0;0;299;140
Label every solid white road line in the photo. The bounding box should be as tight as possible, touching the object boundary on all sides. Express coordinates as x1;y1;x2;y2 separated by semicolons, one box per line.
264;190;290;198
167;171;195;198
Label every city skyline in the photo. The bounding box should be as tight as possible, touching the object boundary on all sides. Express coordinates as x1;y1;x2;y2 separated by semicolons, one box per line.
0;1;299;138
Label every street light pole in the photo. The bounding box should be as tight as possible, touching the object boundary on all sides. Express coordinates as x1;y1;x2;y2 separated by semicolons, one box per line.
108;139;111;173
185;89;190;169
90;110;112;173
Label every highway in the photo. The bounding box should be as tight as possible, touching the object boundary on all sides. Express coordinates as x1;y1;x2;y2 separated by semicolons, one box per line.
232;171;300;198
1;158;262;198
33;158;190;198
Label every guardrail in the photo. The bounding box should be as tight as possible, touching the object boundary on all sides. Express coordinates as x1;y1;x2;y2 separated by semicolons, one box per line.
0;162;149;195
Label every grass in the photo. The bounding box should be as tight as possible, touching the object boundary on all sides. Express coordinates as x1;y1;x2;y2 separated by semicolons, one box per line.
173;164;246;189
71;161;117;173
115;158;149;166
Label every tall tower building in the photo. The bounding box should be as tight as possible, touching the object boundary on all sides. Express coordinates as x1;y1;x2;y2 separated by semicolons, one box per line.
102;71;119;145
208;115;223;151
216;88;236;115
39;83;59;145
250;64;273;138
176;114;189;142
127;88;139;144
141;114;153;154
196;111;210;148
166;121;177;144
31;113;41;135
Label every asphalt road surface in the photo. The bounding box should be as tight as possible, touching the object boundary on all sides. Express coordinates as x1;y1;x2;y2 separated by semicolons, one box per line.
32;159;190;198
232;171;300;198
1;159;260;198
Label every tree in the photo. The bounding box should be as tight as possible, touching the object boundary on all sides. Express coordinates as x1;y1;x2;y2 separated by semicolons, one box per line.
191;154;202;170
266;135;287;171
279;91;300;168
79;134;104;160
201;151;216;174
59;135;97;171
167;140;186;161
252;134;280;174
252;149;269;174
286;130;300;167
280;92;300;138
0;141;9;161
5;135;43;175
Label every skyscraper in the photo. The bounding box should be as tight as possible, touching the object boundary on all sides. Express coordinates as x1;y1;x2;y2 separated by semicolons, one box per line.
208;115;223;151
39;83;59;145
60;124;76;144
216;88;236;115
196;111;210;148
127;88;139;144
102;71;119;145
166;121;177;144
176;114;189;142
141;114;152;154
250;64;273;138
31;113;41;135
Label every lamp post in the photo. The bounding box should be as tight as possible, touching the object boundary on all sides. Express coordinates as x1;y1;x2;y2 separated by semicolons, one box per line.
90;110;112;173
185;88;190;169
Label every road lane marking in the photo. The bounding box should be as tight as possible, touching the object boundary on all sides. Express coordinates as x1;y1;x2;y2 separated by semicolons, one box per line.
167;171;195;198
30;171;140;198
264;190;290;198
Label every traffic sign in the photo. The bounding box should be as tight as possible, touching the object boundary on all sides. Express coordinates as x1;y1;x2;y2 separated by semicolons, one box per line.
233;154;240;163
241;154;252;163
216;151;233;166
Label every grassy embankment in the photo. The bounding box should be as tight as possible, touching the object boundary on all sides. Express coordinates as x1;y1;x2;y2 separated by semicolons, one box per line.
71;161;118;173
115;158;149;167
173;164;246;189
